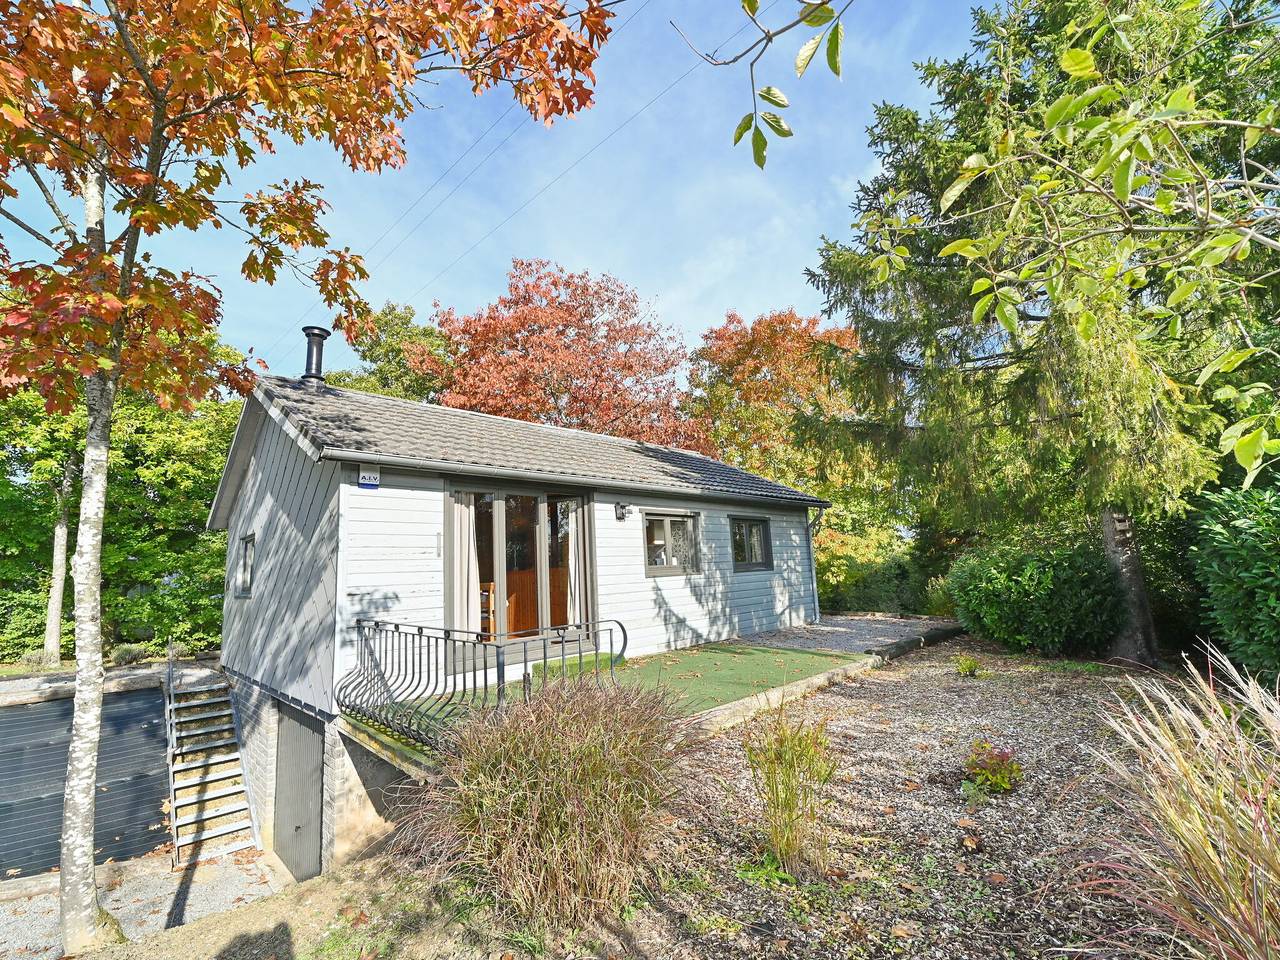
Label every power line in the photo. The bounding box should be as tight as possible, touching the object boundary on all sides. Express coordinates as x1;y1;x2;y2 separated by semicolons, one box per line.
258;0;658;370
401;1;771;302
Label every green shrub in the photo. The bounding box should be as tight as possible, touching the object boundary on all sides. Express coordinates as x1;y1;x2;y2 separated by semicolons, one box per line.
946;542;1124;657
393;679;686;930
110;643;149;666
1099;647;1280;957
923;575;956;618
0;588;72;662
1193;488;1280;678
952;654;982;678
743;709;837;877
963;740;1023;793
815;527;915;614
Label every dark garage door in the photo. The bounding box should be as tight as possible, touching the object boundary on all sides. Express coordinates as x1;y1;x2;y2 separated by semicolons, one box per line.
274;701;324;882
0;688;169;878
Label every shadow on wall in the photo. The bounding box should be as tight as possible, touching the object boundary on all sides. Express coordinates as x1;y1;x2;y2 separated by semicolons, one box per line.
214;921;294;960
646;522;811;654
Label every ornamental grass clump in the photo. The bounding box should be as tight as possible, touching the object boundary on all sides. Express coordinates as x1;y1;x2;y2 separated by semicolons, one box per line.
1095;646;1280;959
392;678;686;930
744;709;837;877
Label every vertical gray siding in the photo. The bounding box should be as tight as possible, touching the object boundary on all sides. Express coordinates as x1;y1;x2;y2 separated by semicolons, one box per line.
333;469;445;683
222;405;340;711
593;495;817;658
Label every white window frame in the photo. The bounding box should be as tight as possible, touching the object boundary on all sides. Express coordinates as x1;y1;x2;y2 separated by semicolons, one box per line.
642;511;700;578
235;534;255;598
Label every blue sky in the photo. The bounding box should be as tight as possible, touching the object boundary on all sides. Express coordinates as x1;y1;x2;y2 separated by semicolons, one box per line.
8;0;976;375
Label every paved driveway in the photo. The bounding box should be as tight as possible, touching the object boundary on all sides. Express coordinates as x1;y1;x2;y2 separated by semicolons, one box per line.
748;613;960;655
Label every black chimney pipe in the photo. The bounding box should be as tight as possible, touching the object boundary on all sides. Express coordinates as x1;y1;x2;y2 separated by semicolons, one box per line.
301;325;331;382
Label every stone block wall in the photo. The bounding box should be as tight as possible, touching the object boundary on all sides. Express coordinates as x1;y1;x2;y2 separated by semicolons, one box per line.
321;723;405;870
226;674;278;850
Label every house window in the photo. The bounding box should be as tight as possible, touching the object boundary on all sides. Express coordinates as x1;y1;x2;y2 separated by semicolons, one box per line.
236;534;255;598
731;517;773;572
644;513;698;576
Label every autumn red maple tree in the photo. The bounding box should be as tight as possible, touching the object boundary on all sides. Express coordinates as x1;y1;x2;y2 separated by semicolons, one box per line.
414;258;709;450
0;1;611;950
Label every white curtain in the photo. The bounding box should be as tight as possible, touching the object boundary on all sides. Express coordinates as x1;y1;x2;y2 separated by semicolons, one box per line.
566;501;580;623
452;493;482;634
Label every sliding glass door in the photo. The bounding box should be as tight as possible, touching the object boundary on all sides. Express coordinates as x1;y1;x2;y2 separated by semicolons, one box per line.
451;488;587;637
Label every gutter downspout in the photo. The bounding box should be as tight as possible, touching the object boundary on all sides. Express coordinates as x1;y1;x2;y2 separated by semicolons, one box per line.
804;506;826;624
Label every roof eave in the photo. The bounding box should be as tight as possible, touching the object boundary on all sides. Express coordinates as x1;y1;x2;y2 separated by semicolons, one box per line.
317;446;828;509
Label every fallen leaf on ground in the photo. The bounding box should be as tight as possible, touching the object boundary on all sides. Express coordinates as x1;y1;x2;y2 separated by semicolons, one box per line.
987;872;1008;885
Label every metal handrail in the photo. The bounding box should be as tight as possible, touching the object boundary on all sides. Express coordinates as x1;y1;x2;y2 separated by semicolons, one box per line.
334;618;629;749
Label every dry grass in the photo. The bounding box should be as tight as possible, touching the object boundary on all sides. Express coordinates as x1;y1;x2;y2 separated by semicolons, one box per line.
391;678;687;931
742;708;837;877
1095;646;1280;959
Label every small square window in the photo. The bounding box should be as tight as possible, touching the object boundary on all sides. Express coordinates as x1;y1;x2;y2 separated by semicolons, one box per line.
731;517;773;572
643;513;699;576
236;534;255;598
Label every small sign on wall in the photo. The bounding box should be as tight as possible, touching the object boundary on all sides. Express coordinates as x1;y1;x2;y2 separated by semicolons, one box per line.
358;465;380;490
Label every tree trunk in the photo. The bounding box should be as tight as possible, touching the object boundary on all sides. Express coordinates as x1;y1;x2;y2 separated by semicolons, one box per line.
1101;506;1158;668
59;163;125;954
42;460;75;668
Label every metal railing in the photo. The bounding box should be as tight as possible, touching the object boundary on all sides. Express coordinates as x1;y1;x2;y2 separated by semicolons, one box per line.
334;619;629;749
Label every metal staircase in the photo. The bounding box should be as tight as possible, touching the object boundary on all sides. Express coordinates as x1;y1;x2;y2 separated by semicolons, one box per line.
164;667;261;867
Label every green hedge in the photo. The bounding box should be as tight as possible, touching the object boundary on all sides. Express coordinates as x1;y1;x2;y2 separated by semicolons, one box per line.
946;543;1124;657
1193;488;1280;678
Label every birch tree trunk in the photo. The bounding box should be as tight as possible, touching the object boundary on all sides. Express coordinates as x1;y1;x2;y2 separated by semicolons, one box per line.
59;161;125;955
42;460;74;668
1101;506;1158;668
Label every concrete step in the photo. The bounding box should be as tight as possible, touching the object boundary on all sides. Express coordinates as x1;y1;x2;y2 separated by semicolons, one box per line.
175;722;235;739
174;801;249;829
172;751;240;773
173;708;233;725
172;783;247;808
172;701;230;716
173;766;244;790
175;818;253;849
174;737;238;756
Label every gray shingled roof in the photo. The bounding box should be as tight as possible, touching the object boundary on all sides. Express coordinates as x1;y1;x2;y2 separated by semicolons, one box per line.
257;376;827;508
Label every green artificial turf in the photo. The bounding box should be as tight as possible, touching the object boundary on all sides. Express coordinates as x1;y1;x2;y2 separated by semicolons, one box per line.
616;643;869;715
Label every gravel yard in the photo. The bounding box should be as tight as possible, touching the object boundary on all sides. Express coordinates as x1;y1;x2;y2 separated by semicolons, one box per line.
1;847;281;960
76;635;1159;959
603;636;1158;959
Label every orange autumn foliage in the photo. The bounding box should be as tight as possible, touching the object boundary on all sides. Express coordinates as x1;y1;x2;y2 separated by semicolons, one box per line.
412;258;709;451
0;0;613;409
690;308;858;475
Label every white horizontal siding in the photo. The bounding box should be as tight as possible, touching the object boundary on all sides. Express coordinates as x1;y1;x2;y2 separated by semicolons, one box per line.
334;469;446;684
593;494;817;659
221;407;339;711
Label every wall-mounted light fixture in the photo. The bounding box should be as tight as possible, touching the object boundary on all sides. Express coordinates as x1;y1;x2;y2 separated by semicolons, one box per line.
614;502;631;522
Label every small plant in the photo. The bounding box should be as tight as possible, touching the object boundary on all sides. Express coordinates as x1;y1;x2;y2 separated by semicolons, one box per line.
963;740;1023;794
924;575;956;618
734;852;797;887
392;678;686;930
960;779;988;810
18;648;52;670
167;640;192;660
110;643;149;666
744;709;838;877
953;654;982;678
684;911;744;936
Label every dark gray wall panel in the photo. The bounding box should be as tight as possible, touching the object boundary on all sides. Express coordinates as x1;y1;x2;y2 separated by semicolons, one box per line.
0;689;168;877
